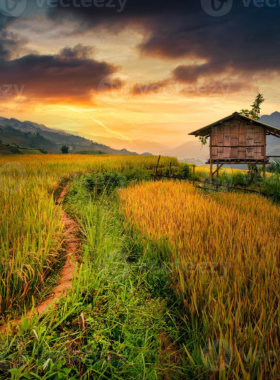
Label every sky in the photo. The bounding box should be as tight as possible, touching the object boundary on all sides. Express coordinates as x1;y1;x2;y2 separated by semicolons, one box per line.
0;0;279;151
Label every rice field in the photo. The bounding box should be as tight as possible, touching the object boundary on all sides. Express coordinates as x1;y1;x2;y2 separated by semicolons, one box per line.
0;155;177;318
119;181;280;378
195;165;247;176
1;154;279;378
193;165;250;183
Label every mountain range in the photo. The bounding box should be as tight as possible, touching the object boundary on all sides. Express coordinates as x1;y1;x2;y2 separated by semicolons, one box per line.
0;117;150;156
0;116;209;159
96;112;280;160
0;112;279;160
260;112;280;157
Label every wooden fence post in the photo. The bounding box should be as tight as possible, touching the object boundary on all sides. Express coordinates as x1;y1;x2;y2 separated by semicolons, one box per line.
263;162;266;179
193;165;196;185
154;155;161;179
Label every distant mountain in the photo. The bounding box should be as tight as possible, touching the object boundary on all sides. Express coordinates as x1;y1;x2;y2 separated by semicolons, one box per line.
0;117;151;156
0;142;45;156
0;125;60;153
260;112;280;157
0;117;62;134
91;136;168;156
260;112;280;129
5;112;279;159
169;140;209;161
141;152;153;156
180;158;206;166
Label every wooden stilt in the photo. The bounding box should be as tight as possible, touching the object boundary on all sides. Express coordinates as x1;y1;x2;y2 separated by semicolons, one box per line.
193;165;195;185
263;131;266;179
210;135;213;184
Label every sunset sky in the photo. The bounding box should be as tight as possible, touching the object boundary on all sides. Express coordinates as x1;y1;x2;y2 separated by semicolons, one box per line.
0;0;280;151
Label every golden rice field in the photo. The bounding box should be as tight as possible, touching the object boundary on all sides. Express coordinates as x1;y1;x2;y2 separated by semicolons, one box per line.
120;181;280;378
1;153;279;377
195;165;247;177
0;155;177;318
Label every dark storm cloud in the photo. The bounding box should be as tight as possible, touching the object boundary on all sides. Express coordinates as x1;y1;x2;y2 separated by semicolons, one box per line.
0;14;118;103
47;0;280;83
58;44;94;59
0;44;118;102
172;64;215;84
0;15;25;59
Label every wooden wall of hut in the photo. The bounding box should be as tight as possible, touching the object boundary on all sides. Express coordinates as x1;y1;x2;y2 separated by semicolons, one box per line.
211;119;266;162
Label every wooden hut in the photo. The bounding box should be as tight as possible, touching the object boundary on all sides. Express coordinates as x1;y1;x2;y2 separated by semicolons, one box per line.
189;112;280;181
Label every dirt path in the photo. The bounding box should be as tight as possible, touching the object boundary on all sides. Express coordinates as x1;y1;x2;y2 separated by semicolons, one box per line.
158;331;183;380
0;184;80;333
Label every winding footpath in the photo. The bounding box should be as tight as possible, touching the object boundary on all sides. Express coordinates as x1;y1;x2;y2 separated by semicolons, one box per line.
0;184;80;334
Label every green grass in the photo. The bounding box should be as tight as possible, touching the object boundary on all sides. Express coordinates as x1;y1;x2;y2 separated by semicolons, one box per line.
0;133;28;147
17;148;44;155
0;175;185;379
73;150;105;155
2;161;280;379
0;144;13;155
0;143;44;155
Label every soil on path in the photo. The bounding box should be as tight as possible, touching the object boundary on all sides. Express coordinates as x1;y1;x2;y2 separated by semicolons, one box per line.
0;184;80;333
